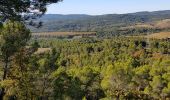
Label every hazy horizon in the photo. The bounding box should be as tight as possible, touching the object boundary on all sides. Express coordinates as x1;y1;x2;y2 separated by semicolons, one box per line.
47;0;170;15
46;10;170;16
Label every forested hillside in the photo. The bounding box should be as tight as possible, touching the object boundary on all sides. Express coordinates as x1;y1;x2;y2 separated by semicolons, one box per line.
30;10;170;32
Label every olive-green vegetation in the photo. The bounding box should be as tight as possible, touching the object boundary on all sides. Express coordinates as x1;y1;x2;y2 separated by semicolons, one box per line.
26;36;170;100
0;0;62;99
0;21;170;99
1;1;170;100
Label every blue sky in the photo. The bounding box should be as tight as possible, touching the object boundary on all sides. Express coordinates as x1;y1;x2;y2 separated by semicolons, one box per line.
47;0;170;15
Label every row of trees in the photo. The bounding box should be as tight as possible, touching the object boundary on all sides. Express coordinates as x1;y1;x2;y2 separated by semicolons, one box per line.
96;27;170;38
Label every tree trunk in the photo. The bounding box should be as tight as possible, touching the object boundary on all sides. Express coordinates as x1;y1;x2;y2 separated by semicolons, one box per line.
0;59;9;100
3;61;8;80
0;88;5;100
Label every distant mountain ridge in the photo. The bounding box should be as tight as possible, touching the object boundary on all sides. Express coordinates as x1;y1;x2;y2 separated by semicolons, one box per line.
39;14;92;21
29;10;170;32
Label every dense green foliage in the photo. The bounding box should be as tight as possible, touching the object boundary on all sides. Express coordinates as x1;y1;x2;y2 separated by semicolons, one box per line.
0;21;32;99
0;22;170;99
27;37;170;99
0;2;170;99
96;28;167;38
0;21;170;99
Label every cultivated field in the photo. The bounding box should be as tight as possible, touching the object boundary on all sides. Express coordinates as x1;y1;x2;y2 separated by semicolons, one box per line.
126;32;170;39
32;32;96;37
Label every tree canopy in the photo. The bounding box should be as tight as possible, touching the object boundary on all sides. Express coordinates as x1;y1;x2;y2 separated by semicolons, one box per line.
0;0;62;21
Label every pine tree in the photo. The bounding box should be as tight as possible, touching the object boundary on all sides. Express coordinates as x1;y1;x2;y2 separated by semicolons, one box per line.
0;21;30;99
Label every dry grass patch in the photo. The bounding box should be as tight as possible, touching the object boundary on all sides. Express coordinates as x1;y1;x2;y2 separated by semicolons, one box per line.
146;32;170;39
35;48;52;54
